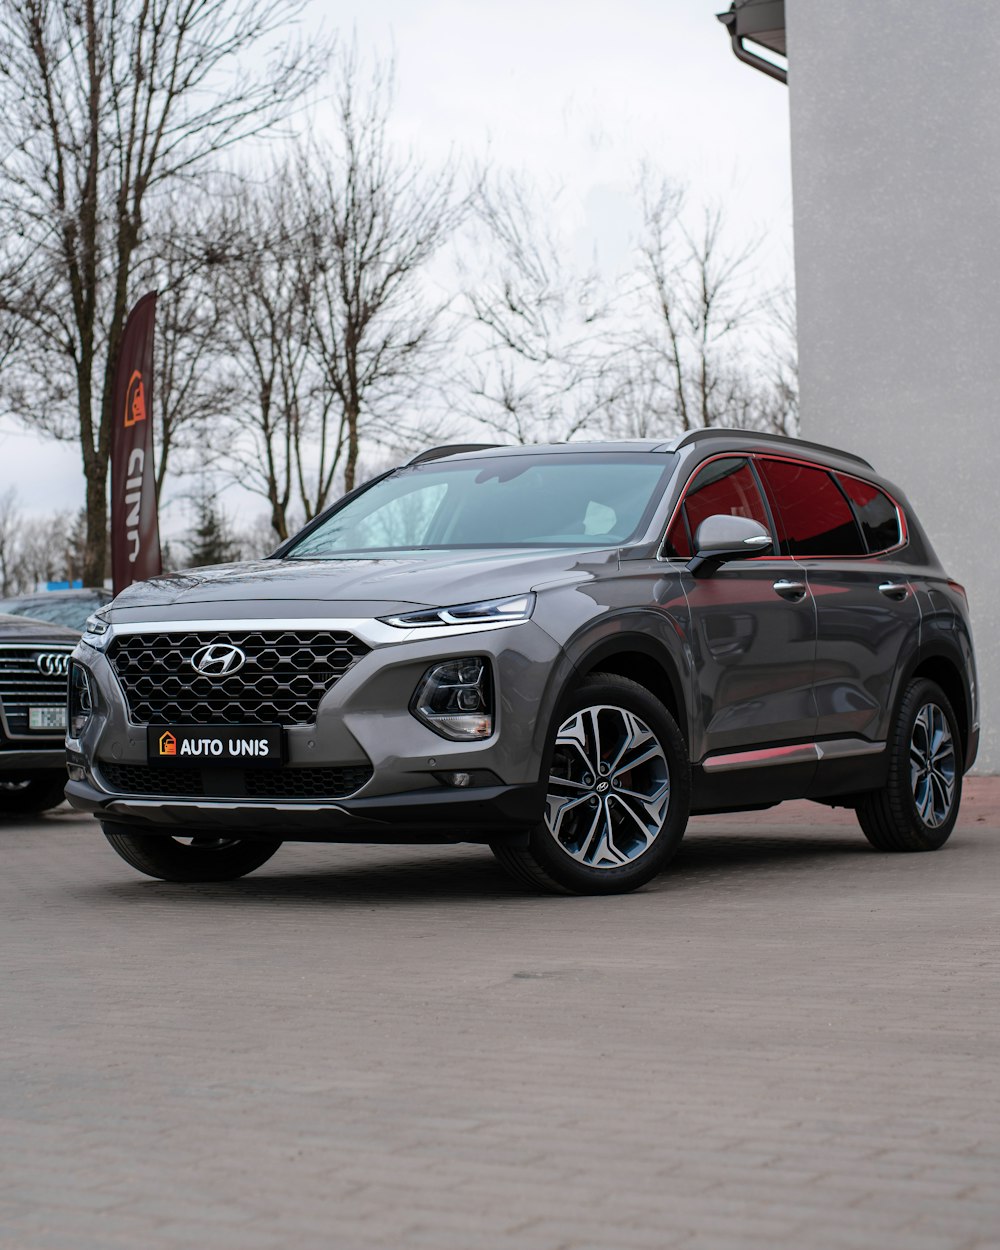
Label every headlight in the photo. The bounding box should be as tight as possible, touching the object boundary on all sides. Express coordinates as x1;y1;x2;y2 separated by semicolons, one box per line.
381;594;535;629
82;611;112;651
68;662;95;740
411;657;493;740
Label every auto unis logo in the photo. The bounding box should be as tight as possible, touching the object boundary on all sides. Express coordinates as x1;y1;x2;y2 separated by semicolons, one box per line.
190;643;247;676
123;369;147;427
36;652;71;677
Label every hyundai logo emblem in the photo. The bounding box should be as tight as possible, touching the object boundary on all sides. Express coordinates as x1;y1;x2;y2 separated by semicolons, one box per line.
36;652;71;677
595;779;610;793
190;643;247;676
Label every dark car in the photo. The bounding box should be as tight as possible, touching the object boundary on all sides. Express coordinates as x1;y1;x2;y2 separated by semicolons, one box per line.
0;588;112;634
0;614;76;814
66;430;978;893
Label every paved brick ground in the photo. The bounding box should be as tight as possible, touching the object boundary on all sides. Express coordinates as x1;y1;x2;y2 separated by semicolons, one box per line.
1;780;998;1250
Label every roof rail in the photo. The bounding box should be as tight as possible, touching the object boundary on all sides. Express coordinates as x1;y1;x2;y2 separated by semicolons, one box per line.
405;443;504;467
674;428;873;470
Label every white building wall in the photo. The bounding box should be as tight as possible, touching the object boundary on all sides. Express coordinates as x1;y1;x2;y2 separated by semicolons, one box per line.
786;0;1000;770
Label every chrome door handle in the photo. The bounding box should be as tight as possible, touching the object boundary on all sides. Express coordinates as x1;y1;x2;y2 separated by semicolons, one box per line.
773;579;807;601
879;581;909;601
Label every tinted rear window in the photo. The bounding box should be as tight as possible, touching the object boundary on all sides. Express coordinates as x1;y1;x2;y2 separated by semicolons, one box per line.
836;475;901;553
757;459;865;557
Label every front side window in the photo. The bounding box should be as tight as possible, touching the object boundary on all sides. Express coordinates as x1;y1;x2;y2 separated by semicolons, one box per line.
664;457;771;558
288;453;677;557
836;474;901;553
757;458;865;557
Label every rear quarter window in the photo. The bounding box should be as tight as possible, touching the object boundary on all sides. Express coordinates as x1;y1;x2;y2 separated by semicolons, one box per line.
836;475;902;553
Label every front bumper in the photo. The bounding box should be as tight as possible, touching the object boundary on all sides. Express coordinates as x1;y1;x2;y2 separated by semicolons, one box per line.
0;747;66;773
66;776;544;843
67;611;574;842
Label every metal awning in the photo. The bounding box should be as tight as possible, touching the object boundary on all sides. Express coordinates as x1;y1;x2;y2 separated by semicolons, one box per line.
717;0;787;84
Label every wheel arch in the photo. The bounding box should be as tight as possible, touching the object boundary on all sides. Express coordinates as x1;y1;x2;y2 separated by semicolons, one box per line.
571;634;689;748
896;642;973;769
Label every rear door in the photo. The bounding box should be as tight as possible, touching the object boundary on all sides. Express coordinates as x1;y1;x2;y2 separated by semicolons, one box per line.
755;457;920;746
664;456;819;762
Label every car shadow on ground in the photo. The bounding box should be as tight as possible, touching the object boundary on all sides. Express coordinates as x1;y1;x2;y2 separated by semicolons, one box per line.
62;824;878;909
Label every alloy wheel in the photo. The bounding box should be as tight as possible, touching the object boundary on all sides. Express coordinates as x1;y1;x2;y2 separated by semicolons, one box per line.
545;704;670;869
910;702;956;829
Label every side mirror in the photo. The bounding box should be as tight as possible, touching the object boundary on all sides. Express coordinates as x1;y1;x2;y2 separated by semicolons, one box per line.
688;515;772;577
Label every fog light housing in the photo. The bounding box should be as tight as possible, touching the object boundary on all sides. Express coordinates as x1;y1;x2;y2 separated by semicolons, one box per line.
412;657;493;741
68;662;94;740
432;768;503;789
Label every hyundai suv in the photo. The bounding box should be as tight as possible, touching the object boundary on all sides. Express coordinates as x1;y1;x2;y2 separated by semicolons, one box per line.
66;430;979;893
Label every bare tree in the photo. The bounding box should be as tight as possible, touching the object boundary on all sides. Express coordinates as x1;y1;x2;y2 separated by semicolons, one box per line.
635;176;756;432
208;169;318;541
304;47;461;493
203;50;458;541
134;206;234;499
0;0;328;583
606;172;797;440
0;492;86;593
459;173;617;444
0;490;24;595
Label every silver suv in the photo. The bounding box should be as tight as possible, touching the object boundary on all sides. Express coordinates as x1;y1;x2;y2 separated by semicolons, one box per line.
67;431;979;894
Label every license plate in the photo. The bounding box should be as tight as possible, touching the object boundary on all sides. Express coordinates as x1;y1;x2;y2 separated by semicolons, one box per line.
29;706;67;731
147;724;284;768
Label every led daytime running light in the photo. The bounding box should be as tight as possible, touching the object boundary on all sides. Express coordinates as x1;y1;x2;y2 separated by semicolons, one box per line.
382;594;534;629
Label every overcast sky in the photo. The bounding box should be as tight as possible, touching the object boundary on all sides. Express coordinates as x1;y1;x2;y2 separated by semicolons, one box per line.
2;0;792;534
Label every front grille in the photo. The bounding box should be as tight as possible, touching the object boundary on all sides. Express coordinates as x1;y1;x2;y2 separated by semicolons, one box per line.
0;646;72;738
98;762;374;800
107;629;370;726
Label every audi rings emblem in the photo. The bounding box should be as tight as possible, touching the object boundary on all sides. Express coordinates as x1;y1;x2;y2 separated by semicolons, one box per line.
36;652;71;677
190;643;247;676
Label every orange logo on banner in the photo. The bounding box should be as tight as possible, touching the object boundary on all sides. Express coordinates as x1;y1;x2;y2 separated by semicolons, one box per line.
159;731;177;756
124;370;146;427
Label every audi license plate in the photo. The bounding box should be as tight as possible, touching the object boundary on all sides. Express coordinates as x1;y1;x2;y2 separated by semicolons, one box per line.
147;724;283;767
29;706;67;731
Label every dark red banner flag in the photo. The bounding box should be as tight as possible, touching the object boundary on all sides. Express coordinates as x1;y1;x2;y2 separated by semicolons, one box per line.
110;292;162;594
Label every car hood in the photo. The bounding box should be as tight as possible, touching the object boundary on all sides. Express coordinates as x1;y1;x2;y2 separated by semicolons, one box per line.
107;548;618;622
0;613;80;644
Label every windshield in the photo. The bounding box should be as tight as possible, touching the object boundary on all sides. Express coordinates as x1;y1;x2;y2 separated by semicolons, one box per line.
287;453;677;557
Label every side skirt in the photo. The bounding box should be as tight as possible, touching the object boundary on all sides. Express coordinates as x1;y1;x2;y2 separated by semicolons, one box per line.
691;738;888;813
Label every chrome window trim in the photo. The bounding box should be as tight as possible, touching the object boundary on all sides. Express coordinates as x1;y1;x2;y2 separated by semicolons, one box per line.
654;450;909;563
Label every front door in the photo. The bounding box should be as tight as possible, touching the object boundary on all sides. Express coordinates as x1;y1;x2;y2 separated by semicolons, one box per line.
663;456;819;763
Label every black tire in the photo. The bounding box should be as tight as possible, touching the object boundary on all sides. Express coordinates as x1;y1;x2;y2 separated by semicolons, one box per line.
102;823;282;882
0;774;67;815
491;673;690;895
856;678;963;852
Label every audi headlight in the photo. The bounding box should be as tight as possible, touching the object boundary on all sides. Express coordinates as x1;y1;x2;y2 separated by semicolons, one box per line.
381;594;535;629
68;662;95;740
82;611;112;651
411;657;493;741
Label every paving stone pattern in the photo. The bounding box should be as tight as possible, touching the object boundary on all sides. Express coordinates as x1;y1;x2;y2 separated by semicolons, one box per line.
1;780;998;1250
